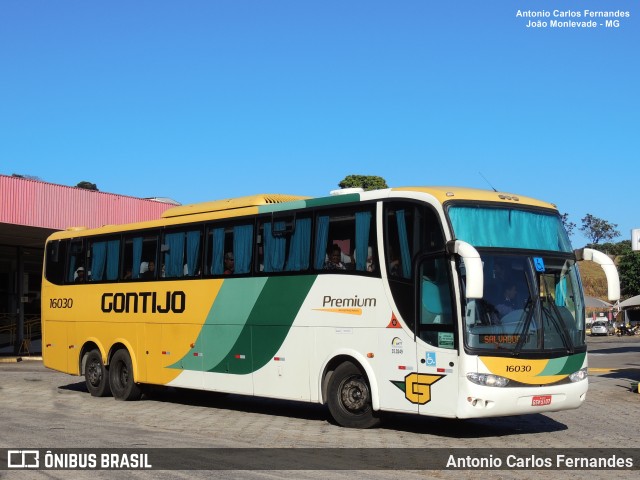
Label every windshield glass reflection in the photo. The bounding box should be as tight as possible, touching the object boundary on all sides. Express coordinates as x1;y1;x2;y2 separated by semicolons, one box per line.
464;254;585;353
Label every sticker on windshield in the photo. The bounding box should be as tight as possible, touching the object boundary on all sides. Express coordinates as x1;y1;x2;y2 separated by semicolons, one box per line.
438;332;454;349
533;257;545;272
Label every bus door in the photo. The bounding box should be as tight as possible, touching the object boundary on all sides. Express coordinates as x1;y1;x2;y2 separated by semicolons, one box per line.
415;254;458;417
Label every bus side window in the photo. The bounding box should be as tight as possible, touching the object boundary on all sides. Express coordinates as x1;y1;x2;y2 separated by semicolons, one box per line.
313;207;376;273
45;240;68;285
259;218;289;273
384;201;444;329
123;234;158;280
419;255;455;349
385;208;410;279
206;223;253;276
421;258;453;325
231;224;253;274
258;216;311;273
88;238;120;282
162;229;202;278
67;239;86;283
285;217;311;271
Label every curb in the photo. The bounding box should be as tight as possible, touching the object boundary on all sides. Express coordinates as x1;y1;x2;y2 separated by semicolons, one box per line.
0;356;43;363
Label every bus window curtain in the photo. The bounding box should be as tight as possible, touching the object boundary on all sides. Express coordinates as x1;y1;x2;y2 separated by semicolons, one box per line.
132;237;143;279
396;210;412;278
164;232;185;278
448;207;507;248
91;241;107;281
234;225;253;274
106;240;120;280
355;211;371;271
285;218;311;271
68;256;76;282
211;228;225;275
511;211;560;251
264;221;286;272
555;277;567;307
448;207;569;252
186;231;200;276
314;215;330;270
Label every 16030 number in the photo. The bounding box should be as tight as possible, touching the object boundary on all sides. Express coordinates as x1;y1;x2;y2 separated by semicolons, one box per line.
505;365;531;373
50;298;73;309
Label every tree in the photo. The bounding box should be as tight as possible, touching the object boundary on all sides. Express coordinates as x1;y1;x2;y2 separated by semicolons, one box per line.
618;252;640;298
588;240;631;256
12;173;41;181
560;213;576;238
579;214;620;244
76;181;99;191
338;175;388;191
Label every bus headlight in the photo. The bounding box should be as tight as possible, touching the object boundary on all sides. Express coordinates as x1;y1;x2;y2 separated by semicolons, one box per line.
569;367;588;383
467;372;510;388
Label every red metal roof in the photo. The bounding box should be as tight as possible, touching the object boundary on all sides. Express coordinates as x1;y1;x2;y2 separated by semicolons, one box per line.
0;174;174;230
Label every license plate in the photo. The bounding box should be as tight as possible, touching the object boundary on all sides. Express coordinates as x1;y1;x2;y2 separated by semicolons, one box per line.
532;395;552;406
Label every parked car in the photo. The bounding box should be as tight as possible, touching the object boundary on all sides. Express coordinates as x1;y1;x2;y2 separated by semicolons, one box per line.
590;320;611;336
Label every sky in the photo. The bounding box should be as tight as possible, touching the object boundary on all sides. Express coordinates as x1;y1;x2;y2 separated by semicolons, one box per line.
1;1;638;248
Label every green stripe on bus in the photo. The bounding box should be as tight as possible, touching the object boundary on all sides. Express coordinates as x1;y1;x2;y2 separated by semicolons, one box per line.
207;275;317;374
556;352;586;375
256;193;363;214
257;200;309;213
305;193;361;208
538;352;586;376
169;277;267;371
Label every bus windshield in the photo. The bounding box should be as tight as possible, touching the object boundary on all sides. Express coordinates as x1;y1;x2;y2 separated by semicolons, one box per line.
463;253;585;353
447;204;586;353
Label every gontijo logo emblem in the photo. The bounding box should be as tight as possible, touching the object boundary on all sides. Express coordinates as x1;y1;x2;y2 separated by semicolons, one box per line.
391;373;445;405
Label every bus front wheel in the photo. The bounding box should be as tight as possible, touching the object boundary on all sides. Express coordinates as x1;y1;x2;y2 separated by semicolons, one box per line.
109;349;142;401
327;362;380;429
85;349;111;397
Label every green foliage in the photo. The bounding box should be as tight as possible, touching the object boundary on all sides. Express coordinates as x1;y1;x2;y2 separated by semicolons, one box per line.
579;214;620;244
587;240;632;256
560;213;576;237
338;175;388;191
618;251;640;297
76;181;99;191
12;173;41;181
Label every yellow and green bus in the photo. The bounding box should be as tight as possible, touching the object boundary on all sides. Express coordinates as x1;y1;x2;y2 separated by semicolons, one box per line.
42;186;619;428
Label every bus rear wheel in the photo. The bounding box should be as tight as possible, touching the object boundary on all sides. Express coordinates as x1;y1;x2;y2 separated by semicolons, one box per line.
85;349;111;397
109;349;142;401
327;362;380;429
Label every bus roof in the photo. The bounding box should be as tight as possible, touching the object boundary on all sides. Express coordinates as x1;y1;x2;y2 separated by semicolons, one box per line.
392;186;557;210
162;194;311;218
46;186;557;240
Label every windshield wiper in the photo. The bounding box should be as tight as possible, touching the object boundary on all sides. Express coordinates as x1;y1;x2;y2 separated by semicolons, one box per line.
544;296;575;354
513;297;535;356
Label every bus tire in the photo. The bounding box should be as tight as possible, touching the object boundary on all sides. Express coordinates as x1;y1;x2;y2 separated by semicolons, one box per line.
327;362;380;429
109;349;142;401
85;349;111;397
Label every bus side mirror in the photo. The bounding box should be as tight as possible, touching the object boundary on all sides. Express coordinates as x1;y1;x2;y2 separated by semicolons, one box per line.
575;248;620;302
447;240;483;299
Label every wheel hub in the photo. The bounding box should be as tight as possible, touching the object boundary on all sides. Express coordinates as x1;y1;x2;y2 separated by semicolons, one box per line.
341;376;369;412
87;361;101;386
